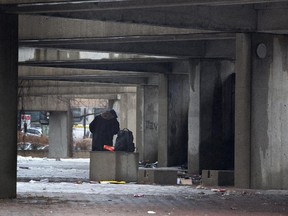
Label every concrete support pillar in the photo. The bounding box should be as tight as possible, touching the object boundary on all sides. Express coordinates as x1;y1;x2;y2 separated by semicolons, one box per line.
136;86;144;161
117;93;137;137
235;33;251;188
135;85;159;163
251;34;288;189
48;111;72;158
158;74;168;167
142;86;159;163
167;73;190;167
199;60;235;171
188;62;201;174
0;13;18;199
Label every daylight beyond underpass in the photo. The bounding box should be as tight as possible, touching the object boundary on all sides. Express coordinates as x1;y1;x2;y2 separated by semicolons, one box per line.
6;156;288;216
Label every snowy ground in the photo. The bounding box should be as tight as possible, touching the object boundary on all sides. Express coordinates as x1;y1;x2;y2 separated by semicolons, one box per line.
17;156;90;182
4;156;286;216
17;156;288;197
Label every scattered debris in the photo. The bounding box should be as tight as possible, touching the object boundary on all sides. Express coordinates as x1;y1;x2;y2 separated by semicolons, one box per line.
196;185;206;190
19;166;30;169
211;188;226;193
99;181;126;184
191;175;202;185
139;161;158;168
134;194;144;198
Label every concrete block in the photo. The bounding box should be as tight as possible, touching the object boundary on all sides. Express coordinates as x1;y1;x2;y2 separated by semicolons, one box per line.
138;168;178;185
202;170;234;186
90;151;139;182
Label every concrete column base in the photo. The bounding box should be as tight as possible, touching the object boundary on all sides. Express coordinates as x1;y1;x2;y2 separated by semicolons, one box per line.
90;151;139;182
202;170;234;186
138;168;178;185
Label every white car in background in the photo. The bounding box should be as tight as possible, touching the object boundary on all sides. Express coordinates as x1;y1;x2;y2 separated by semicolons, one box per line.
26;127;42;137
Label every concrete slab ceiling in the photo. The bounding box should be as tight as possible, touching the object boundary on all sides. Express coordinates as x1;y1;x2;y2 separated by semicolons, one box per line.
1;0;288;85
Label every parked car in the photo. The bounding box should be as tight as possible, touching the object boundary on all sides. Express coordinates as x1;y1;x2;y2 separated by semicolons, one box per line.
26;128;42;137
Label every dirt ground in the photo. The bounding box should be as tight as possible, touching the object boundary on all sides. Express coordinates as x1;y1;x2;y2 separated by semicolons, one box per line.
1;185;288;216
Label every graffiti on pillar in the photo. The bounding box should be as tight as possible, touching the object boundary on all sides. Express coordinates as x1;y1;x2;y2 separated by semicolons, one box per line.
145;120;158;131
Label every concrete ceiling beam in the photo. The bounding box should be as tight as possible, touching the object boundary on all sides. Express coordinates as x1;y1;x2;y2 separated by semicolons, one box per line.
257;6;288;34
18;75;149;85
19;66;159;85
20;94;119;100
34;5;257;31
18;80;139;88
18;85;137;96
19;66;157;77
19;38;235;59
18;80;136;96
19;58;180;73
3;0;288;10
19;15;200;40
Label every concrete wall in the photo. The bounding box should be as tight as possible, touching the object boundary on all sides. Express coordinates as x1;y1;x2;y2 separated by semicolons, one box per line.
251;34;288;189
0;13;18;199
199;60;235;172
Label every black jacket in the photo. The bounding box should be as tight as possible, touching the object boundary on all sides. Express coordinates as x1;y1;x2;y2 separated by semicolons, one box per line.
89;110;120;151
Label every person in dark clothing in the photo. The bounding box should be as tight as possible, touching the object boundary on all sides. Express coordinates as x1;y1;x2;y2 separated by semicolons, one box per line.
89;109;120;151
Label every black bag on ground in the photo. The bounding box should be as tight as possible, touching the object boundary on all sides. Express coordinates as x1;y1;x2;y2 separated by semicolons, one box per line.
114;128;135;152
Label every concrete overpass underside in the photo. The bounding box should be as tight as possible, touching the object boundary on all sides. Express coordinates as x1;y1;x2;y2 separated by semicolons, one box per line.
1;0;288;198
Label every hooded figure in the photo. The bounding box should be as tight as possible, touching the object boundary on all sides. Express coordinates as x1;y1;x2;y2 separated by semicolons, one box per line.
89;109;120;151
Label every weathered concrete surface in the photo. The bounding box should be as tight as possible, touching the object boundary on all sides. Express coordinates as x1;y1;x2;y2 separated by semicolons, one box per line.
18;82;136;96
187;59;235;175
115;93;137;141
200;60;235;172
158;74;168;167
188;61;201;174
19;15;197;40
0;13;18;199
251;34;288;189
90;151;139;182
202;170;234;186
143;86;159;163
234;33;251;188
167;73;190;167
49;111;72;158
138;168;178;185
